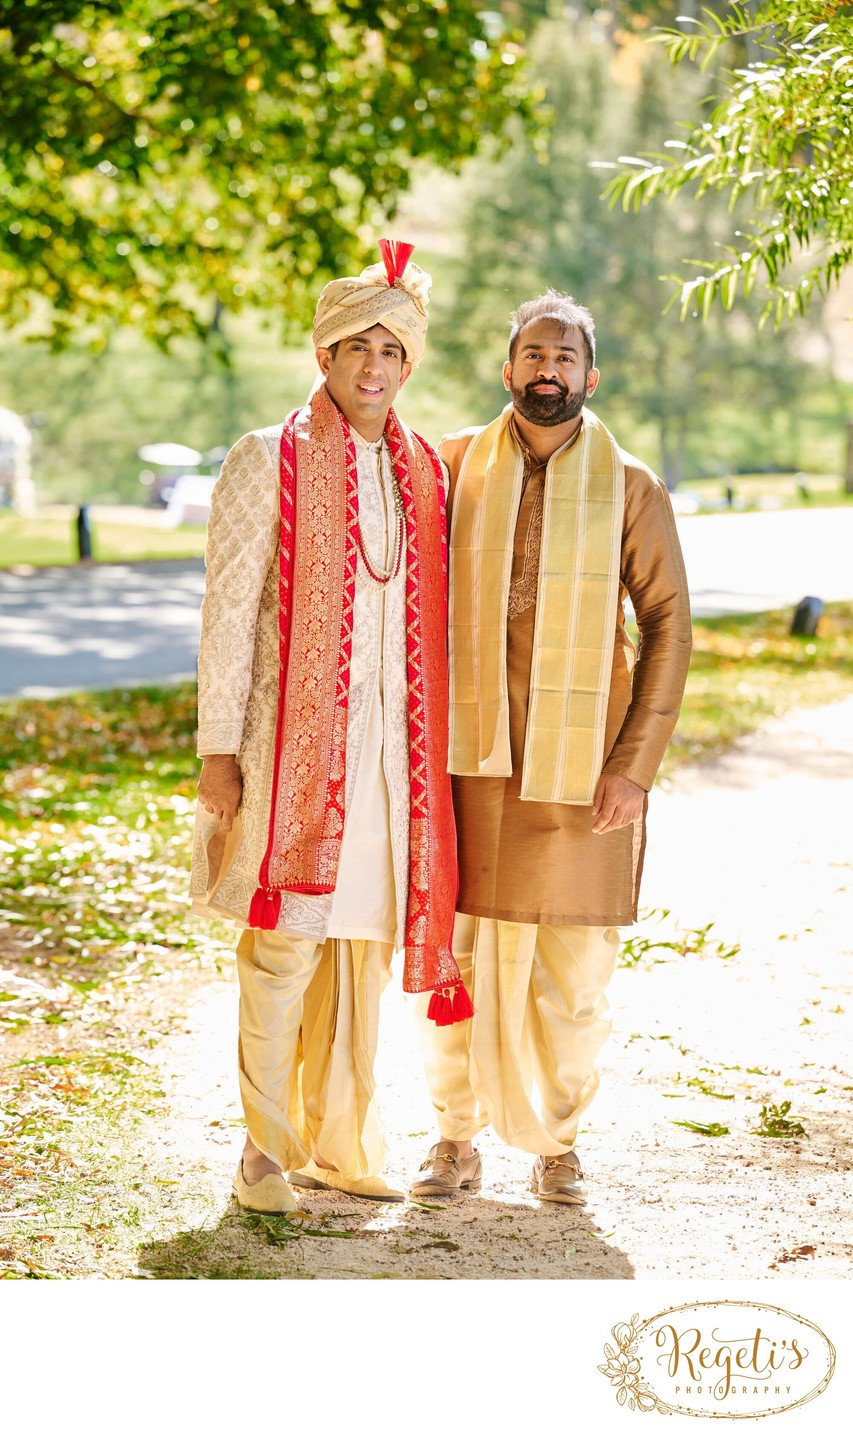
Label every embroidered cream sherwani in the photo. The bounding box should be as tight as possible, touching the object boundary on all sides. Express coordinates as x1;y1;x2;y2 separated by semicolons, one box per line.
189;425;410;944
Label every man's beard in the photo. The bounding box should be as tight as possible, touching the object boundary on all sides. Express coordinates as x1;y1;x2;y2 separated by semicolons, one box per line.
510;378;588;427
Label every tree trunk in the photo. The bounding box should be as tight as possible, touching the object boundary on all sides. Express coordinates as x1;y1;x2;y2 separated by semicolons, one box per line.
845;421;853;495
659;416;686;490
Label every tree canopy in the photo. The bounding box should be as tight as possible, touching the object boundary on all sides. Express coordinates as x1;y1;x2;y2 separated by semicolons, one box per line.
601;1;853;323
0;1;534;345
429;17;819;486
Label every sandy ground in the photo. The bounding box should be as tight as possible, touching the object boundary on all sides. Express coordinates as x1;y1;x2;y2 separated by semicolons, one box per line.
139;697;853;1280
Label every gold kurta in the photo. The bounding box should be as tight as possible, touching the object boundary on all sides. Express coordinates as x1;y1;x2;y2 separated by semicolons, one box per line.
442;423;692;927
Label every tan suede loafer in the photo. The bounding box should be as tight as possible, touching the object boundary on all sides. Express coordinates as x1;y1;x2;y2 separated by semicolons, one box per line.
232;1160;298;1214
531;1151;587;1205
288;1159;405;1203
409;1140;483;1198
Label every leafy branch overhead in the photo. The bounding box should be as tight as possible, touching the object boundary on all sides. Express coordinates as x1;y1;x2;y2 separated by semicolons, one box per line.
599;1;853;324
0;1;536;346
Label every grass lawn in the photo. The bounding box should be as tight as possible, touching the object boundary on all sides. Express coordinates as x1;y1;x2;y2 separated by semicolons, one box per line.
662;602;853;775
0;683;231;1277
1;603;851;1276
677;471;853;512
3;473;853;571
0;511;207;568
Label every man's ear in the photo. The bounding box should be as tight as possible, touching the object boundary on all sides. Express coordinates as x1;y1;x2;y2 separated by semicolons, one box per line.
316;347;333;379
586;367;600;398
502;360;513;392
398;359;413;389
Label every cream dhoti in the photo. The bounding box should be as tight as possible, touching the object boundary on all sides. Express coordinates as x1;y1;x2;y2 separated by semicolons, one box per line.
238;930;394;1177
416;915;619;1155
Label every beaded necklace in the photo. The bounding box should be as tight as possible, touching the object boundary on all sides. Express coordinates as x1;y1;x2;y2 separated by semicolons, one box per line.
356;438;406;585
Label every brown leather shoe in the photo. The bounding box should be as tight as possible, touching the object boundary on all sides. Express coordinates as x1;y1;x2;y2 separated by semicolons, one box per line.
531;1151;587;1205
409;1140;482;1198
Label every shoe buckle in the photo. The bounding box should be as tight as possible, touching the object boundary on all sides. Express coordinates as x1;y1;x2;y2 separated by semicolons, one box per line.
547;1156;581;1176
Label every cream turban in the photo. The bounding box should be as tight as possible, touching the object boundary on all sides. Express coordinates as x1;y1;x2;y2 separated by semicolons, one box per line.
312;239;431;367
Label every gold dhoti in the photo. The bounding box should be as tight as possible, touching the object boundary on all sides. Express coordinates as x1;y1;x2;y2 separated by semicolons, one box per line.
416;913;619;1155
237;929;393;1178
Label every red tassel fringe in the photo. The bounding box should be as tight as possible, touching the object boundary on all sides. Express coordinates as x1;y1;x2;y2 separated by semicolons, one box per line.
248;886;283;930
427;983;474;1028
426;989;453;1026
378;237;415;287
451;983;475;1022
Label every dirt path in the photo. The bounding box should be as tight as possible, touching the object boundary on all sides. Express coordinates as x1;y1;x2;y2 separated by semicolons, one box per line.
136;696;853;1280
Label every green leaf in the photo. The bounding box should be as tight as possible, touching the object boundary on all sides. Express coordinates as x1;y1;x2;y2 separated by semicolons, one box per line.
0;2;540;346
753;1101;809;1139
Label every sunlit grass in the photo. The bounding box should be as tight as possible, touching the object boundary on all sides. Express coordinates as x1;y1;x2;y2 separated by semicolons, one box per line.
663;601;853;775
0;683;210;991
677;472;853;512
0;513;207;568
0;685;230;1277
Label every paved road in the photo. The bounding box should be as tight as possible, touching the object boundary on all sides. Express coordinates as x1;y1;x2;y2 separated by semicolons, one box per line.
1;508;851;698
0;559;205;698
677;506;853;616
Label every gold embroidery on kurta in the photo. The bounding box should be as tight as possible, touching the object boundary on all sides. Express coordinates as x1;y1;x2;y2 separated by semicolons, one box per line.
507;478;544;620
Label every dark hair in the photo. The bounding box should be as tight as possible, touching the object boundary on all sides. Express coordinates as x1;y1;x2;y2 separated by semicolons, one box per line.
508;291;596;369
326;326;407;364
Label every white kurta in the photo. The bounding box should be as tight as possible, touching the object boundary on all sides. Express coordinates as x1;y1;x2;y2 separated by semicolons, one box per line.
190;424;411;947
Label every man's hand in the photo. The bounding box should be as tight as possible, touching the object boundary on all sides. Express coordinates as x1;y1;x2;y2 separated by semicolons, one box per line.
591;773;645;835
198;754;243;833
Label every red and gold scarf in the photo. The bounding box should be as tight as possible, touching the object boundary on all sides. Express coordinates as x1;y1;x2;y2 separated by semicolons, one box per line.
248;383;470;1025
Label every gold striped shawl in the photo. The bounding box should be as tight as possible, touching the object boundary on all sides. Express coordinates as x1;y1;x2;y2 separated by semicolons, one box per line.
448;404;625;804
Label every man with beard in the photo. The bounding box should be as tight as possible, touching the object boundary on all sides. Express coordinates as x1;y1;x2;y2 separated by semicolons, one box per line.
411;291;692;1204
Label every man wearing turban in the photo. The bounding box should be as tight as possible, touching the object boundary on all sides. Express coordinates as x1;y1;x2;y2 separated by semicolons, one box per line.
189;241;470;1214
410;291;692;1204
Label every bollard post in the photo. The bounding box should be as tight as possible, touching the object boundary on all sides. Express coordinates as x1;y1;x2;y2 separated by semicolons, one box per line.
790;596;822;637
76;505;93;561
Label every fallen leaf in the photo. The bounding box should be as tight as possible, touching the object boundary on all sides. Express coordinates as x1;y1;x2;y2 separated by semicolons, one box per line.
776;1244;816;1264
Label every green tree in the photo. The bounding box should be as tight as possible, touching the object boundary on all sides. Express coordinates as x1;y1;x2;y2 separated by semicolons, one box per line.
0;0;534;346
604;1;853;322
430;18;810;485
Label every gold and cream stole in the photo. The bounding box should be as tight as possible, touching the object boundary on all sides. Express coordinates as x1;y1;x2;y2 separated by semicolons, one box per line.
448;404;624;804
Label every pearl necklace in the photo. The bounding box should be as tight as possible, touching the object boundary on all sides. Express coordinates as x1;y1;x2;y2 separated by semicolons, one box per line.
356;446;406;586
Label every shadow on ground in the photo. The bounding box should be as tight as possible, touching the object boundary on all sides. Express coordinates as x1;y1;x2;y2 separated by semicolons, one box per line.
137;1190;637;1281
